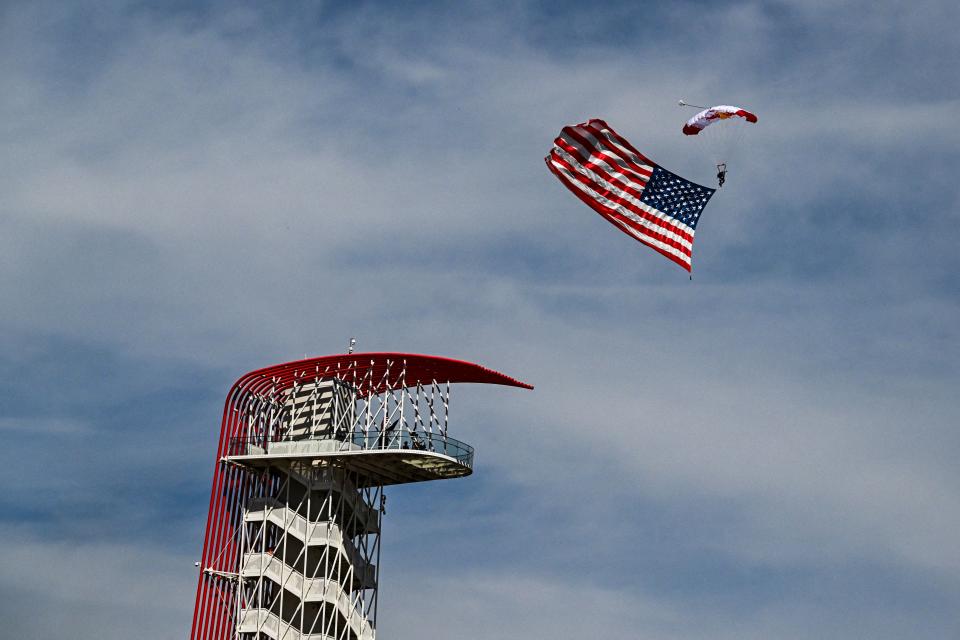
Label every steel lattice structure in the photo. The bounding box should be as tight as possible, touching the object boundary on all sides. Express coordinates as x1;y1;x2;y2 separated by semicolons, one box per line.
191;353;532;640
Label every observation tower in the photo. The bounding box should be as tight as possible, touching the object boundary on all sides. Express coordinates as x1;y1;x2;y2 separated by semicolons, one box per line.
191;352;532;640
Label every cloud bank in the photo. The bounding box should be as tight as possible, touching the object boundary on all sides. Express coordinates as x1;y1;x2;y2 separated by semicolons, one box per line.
1;1;958;638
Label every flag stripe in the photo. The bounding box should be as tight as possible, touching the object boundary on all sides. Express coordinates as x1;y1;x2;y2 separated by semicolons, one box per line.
548;148;695;250
549;139;695;243
546;154;694;267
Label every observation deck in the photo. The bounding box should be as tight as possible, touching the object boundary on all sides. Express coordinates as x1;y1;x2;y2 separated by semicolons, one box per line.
223;428;475;486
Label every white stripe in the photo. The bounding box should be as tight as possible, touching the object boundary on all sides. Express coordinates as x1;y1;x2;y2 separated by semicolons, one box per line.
550;157;694;264
552;148;695;246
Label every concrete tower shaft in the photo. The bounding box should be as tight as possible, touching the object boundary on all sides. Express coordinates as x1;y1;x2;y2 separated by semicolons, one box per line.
191;353;531;640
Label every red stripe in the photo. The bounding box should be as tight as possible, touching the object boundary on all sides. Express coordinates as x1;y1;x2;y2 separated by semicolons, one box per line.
548;150;695;247
546;155;692;270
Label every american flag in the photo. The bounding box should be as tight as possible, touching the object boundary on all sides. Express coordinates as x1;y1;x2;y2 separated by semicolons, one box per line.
546;118;715;271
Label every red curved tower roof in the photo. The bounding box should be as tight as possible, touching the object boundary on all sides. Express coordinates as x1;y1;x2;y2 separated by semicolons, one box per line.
228;352;534;398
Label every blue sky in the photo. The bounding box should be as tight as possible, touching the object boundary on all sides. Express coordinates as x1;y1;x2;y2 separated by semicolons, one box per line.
1;1;958;638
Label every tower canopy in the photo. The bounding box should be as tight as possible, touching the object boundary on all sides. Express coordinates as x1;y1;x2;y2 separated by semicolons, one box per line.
228;352;534;399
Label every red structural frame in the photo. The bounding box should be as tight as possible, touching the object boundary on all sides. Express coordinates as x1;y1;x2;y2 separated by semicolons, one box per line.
190;353;532;640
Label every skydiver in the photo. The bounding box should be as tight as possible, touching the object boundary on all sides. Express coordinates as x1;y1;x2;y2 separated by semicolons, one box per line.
716;163;726;188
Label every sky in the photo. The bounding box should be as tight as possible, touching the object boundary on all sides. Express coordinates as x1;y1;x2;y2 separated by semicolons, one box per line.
1;0;958;638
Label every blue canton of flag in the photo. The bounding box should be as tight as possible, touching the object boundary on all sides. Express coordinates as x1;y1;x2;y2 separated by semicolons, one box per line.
638;166;713;231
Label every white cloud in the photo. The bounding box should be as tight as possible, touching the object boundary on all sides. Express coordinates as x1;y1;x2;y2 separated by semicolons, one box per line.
1;0;958;638
0;528;195;640
0;416;90;434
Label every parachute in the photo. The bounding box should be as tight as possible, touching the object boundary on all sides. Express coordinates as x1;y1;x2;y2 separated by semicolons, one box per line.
679;102;757;187
681;105;758;135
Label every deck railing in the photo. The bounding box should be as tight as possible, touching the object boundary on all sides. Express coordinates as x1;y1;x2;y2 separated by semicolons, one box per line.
228;428;474;469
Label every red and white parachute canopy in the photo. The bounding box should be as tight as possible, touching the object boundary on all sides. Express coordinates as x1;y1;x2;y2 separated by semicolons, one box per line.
682;105;758;136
